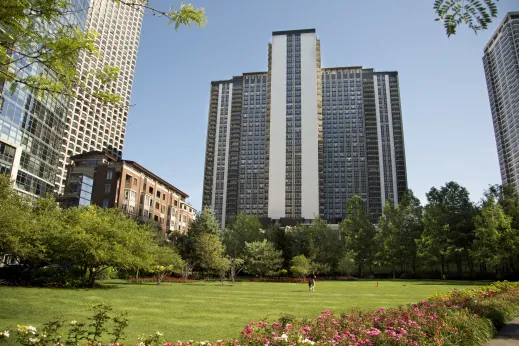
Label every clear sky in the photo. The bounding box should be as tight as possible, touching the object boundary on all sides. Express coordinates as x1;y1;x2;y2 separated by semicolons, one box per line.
124;0;517;210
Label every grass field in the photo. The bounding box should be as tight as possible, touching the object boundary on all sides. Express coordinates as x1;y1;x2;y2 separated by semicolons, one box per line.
0;279;486;342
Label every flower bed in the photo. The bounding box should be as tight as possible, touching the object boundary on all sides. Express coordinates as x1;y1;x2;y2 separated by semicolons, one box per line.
127;276;195;284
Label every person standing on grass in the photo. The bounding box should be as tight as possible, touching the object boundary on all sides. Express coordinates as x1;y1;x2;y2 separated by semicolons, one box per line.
308;272;316;292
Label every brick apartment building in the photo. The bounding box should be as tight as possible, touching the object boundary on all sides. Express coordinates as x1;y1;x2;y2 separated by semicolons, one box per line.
57;151;196;235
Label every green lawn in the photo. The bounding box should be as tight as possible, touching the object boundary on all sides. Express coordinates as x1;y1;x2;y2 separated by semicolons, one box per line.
0;280;486;342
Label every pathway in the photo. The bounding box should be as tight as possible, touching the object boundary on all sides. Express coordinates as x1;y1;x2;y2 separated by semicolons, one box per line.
487;318;519;346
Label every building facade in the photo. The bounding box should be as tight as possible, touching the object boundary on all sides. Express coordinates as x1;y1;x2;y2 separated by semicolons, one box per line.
55;0;144;193
0;0;90;198
203;29;407;227
59;151;196;235
483;12;519;192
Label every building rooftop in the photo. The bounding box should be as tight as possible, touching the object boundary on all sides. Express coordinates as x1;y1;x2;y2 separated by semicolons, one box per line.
484;12;519;52
272;29;316;36
69;151;189;198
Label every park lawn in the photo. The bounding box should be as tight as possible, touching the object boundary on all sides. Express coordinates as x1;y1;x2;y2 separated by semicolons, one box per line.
0;279;486;343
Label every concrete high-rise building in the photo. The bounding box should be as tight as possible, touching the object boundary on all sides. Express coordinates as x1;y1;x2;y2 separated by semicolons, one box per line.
0;0;89;198
55;0;144;192
483;12;519;192
203;29;407;227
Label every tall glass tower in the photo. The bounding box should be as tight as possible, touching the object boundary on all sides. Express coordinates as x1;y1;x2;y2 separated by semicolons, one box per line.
483;12;519;192
0;0;90;197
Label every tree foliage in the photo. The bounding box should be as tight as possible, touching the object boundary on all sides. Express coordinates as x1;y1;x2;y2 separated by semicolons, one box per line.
222;212;262;282
244;240;283;278
434;0;499;36
290;254;312;281
0;0;206;101
340;196;376;276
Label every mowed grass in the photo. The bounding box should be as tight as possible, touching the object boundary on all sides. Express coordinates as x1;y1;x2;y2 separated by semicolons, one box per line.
0;280;486;342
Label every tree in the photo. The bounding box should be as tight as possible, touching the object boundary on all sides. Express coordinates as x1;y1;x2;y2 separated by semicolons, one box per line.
434;0;499;36
306;218;342;273
0;175;35;267
62;206;154;287
290;254;312;282
376;191;424;278
222;212;262;282
418;182;475;278
485;184;519;230
395;190;424;275
376;201;400;278
1;0;206;101
189;208;221;238
244;240;283;278
472;195;519;277
194;233;229;283
338;252;356;277
339;196;376;276
151;246;184;285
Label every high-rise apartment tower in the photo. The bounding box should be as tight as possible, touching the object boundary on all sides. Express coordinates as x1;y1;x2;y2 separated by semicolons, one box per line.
203;29;407;227
484;12;519;192
55;0;144;192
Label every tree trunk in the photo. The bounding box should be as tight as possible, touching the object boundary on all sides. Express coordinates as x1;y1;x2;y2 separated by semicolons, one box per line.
440;255;445;280
392;265;396;279
88;267;96;288
230;265;236;283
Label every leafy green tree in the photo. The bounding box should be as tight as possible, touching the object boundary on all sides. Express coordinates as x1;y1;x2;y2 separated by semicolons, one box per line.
338;252;356;277
306;218;342;273
222;212;262;282
151;245;184;285
340;196;376;276
0;175;33;267
485;184;519;230
244;240;283;278
472;195;519;277
194;233;228;282
434;0;499;36
376;201;400;278
290;254;312;282
62;206;154;287
418;182;475;278
189;207;221;238
396;190;424;274
1;0;206;101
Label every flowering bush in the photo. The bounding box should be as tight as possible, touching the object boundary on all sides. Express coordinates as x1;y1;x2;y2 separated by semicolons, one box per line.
128;277;195;284
231;281;519;346
2;282;519;346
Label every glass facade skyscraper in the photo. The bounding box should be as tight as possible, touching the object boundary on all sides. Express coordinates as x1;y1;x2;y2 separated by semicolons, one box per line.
0;0;89;197
203;29;408;227
484;12;519;192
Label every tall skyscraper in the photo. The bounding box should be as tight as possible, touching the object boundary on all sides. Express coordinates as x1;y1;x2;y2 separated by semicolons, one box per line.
483;12;519;192
0;0;90;198
203;29;407;227
55;0;144;192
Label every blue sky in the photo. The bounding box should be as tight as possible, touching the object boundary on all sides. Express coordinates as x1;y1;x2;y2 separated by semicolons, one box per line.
124;0;517;210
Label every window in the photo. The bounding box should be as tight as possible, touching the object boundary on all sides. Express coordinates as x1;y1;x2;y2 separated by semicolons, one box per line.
104;184;111;194
133;178;137;186
125;174;132;184
155;202;159;209
102;199;109;208
106;171;113;180
156;191;160;198
149;186;153;194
